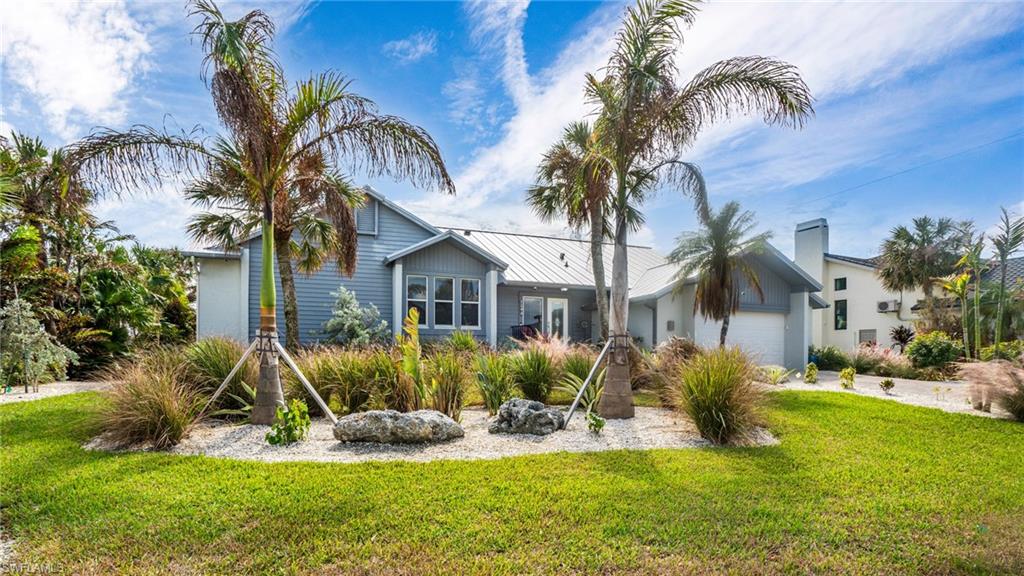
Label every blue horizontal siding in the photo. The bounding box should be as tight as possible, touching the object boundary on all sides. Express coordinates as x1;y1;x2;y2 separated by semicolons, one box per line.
402;242;490;339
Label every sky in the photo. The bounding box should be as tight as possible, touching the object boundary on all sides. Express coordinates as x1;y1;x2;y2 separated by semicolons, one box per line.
2;0;1023;259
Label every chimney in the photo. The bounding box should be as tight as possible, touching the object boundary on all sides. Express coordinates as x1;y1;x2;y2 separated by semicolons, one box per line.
794;218;828;284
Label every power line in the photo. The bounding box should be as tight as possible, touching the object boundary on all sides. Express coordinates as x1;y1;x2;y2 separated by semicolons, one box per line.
796;129;1024;206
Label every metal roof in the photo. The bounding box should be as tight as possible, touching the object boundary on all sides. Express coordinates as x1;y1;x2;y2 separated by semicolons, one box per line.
449;228;666;289
182;249;241;260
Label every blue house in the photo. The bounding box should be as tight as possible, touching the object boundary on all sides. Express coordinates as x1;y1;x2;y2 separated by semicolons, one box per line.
190;187;824;368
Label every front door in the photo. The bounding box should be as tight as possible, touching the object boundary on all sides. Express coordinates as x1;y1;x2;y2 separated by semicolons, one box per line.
547;298;568;340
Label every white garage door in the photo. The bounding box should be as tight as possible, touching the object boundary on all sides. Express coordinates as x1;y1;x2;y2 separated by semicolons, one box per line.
693;311;786;366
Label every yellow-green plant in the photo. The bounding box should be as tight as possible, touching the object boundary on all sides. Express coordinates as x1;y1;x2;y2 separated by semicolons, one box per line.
839;367;856;389
669;347;764;445
396;308;426;409
476;353;515;415
512;348;557;402
426;352;466;420
804;362;818;384
266;398;310;445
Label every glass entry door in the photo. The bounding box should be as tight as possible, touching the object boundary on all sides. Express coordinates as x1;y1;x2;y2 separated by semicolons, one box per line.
547;298;568;340
522;296;544;333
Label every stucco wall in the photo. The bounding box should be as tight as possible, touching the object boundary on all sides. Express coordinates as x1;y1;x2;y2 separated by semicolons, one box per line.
197;256;246;342
818;259;921;351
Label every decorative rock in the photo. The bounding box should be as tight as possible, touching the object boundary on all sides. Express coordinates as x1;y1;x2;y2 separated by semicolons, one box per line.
332;410;464;444
488;398;564;435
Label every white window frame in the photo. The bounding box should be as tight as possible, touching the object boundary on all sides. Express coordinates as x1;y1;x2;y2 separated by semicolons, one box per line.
459;278;481;330
433;276;455;329
406;274;428;326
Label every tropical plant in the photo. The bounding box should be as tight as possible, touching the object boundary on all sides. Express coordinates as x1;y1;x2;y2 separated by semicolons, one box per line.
939;273;972;359
321;286;389;346
669;347;764;445
512;348;557;402
839;367;856;389
528;121;611;339
426;352;466;420
990;207;1024;357
879;378;895;395
758;365;793;385
475;353;515;415
808;345;850;371
184;337;257;411
556;369;606;413
586;411;606;434
957;235;986;357
283;349;341;416
266;398;310;445
66;0;452;421
980;340;1024;362
562;348;598;381
804;362;818;384
446;330;479;354
889;325;915;353
0;298;79;390
669;201;771;346
905;331;963;368
365;348;415;412
209;381;256;419
396;308;427;408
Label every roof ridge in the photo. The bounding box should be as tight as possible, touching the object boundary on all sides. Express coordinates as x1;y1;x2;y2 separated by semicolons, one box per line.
447;226;653;249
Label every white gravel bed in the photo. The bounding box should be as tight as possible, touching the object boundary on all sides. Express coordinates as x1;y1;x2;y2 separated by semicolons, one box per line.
778;371;1008;418
0;381;108;405
166;407;776;464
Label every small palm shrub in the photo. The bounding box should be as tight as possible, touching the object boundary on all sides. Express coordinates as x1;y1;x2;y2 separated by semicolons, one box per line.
266;399;310;445
100;348;203;449
906;331;963;368
890;325;915;352
980;340;1024;362
512;348;557;402
879;378;895;395
809;345;851;371
804;362;818;384
426;352;467;420
839;367;856;389
446;330;480;354
759;365;794;385
184;337;257;412
476;353;515;415
556;368;606;413
669;347;764;445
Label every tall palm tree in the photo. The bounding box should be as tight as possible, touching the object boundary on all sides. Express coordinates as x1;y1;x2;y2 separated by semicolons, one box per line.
958;236;987;356
669;201;771;346
527;121;612;339
990;207;1024;357
67;0;453;423
585;0;813;418
939;272;972;359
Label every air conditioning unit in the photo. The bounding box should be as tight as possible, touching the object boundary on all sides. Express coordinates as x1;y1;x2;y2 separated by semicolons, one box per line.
876;300;900;313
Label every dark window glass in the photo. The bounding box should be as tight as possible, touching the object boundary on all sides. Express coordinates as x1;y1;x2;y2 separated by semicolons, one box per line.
835;299;848;330
834;277;847;291
461;303;479;328
435;302;453;326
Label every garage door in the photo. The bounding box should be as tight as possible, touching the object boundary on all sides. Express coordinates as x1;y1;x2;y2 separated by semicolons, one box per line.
693;311;786;366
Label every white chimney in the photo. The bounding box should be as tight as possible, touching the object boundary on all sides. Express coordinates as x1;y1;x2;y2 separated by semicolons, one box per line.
795;218;828;284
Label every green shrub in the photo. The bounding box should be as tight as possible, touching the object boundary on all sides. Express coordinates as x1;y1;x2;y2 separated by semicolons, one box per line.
322;286;390;346
839;367;856;389
562;349;596;381
759;365;793;385
476;353;515;415
266;399;310;445
879;378;895;395
905;331;963;368
100;348;203;449
284;348;375;417
1;298;79;389
809;345;851;371
980;341;1024;362
804;362;818;384
365;349;417;412
512;348;557;402
184;337;257;411
669;347;764;445
586;411;605;434
426;352;466;420
556;369;605;413
446;330;480;354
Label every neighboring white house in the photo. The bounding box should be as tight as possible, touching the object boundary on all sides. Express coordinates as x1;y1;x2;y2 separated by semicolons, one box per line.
794;218;922;351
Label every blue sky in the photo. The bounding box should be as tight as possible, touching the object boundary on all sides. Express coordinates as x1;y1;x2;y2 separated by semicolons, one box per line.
2;0;1022;258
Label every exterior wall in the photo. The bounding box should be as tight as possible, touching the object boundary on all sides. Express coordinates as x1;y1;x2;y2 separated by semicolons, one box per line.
693;311;787;366
496;285;595;343
399;241;490;340
794;219;828;347
197;255;247;342
784;291;810;370
737;258;791;312
818;260;921;351
627;302;655;348
246;198;434;343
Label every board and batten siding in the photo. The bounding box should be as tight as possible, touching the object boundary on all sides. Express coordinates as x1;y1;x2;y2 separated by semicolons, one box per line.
496;285;596;343
401;241;491;339
246;198;434;343
736;257;791;312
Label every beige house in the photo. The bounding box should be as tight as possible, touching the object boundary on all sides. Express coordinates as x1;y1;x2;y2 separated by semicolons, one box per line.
794;218;922;351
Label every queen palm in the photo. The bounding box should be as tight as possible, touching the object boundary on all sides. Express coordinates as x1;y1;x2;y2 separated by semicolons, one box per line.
527;121;612;339
991;208;1024;356
585;0;813;417
669;201;771;347
68;0;453;423
958;237;987;357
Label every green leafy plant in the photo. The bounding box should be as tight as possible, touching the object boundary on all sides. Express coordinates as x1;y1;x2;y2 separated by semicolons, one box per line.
365;349;416;412
322;286;390;346
0;298;79;390
476;353;515;416
879;378;895;395
889;325;915;353
266;399;310;446
562;349;597;381
905;331;963;368
804;362;818;384
446;330;479;354
556;369;606;413
759;365;794;385
184;337;257;412
808;345;851;371
839;367;856;389
586;411;605;435
426;352;466;420
512;347;557;402
980;340;1024;362
209;381;256;419
669;347;764;445
396;308;427;409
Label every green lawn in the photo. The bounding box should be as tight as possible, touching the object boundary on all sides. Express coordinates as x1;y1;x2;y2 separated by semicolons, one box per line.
1;392;1022;575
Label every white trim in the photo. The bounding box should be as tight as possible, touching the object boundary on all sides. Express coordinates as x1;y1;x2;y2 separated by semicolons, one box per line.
392;260;403;337
406;274;429;327
433;276;455;329
239;247;250;342
459;278;481;330
486;268;498;345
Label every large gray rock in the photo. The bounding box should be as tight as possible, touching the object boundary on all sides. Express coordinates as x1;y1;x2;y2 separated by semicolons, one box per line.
488;398;565;435
333;410;464;444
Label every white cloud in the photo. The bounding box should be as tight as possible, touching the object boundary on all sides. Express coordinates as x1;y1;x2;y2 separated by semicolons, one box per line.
383;31;438;64
92;181;202;249
0;1;151;140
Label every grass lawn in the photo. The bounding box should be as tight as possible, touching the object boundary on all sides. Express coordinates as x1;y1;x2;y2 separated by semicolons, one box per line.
1;391;1022;575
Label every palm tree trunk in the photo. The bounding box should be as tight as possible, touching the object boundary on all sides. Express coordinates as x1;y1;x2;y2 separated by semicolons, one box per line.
973;274;982;357
589;202;609;340
252;216;285;425
995;263;1007;357
960;296;971;360
719;313;730;347
598;203;634;419
274;228;302;351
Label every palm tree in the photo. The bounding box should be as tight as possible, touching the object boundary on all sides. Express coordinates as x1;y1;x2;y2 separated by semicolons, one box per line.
585;0;813;418
958;236;987;357
939;272;972;359
990;207;1024;357
527;121;612;339
67;0;453;423
668;201;771;346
